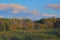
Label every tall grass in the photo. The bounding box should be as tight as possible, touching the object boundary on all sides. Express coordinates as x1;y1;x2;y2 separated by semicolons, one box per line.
0;29;59;40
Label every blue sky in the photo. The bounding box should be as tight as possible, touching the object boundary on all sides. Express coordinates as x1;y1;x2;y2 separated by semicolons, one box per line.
0;0;60;20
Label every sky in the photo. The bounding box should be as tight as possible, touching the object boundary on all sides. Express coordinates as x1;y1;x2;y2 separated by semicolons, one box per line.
0;0;60;20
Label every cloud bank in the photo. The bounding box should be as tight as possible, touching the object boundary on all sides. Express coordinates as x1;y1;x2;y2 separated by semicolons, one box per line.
47;4;60;10
0;4;38;14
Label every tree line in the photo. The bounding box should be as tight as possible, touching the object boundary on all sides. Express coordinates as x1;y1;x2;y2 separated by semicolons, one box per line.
0;17;60;31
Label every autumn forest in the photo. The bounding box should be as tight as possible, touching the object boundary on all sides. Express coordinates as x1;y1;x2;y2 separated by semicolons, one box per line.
0;17;60;40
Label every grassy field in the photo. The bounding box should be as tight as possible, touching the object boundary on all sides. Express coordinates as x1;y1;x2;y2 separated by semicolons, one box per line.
0;29;60;40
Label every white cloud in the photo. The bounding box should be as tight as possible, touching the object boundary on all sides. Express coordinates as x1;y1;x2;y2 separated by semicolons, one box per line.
42;14;56;17
0;4;39;15
0;16;3;18
47;4;60;10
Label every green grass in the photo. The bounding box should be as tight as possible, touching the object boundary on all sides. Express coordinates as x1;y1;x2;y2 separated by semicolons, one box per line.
0;29;59;40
